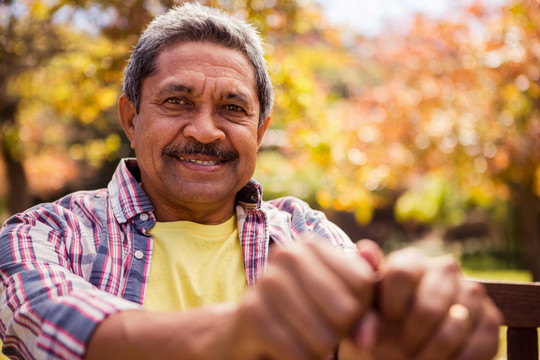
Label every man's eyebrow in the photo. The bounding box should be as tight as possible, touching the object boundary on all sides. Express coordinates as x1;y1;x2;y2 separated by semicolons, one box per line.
158;83;194;96
223;92;253;106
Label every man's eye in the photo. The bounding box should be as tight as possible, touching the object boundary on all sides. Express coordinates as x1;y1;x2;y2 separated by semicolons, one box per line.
165;98;186;105
224;104;244;113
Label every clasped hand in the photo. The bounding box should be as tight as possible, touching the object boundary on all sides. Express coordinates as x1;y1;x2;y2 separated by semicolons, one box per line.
229;240;502;360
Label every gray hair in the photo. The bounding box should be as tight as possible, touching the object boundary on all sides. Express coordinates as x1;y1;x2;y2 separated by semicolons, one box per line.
122;2;274;127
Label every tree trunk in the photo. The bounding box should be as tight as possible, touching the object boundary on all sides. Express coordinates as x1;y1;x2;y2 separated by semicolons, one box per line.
1;143;31;215
519;185;540;281
0;103;32;215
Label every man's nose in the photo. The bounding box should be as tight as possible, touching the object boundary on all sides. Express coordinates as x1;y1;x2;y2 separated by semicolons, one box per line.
182;107;226;144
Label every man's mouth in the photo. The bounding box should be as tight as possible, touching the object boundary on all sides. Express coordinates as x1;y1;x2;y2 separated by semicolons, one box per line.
178;157;220;166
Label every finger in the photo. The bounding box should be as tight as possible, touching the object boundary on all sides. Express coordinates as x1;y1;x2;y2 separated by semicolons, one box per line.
414;280;485;360
453;290;503;360
414;305;472;360
237;289;313;360
350;310;379;349
356;239;384;271
258;261;338;358
307;240;377;307
378;247;429;322
273;242;373;335
264;242;375;351
399;255;461;354
338;338;374;360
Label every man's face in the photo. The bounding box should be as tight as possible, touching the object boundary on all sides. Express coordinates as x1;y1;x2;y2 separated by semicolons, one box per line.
120;41;269;223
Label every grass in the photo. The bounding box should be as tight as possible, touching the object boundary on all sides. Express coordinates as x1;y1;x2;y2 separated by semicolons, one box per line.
462;268;532;282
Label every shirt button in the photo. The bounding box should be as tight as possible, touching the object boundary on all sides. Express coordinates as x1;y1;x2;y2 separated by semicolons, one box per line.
140;213;148;221
134;250;144;260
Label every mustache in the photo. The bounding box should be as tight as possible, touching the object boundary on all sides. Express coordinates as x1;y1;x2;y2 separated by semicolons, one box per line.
162;141;239;161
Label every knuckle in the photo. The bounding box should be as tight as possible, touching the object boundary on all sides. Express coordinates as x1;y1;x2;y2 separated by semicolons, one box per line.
470;280;486;294
434;334;458;355
416;302;446;324
435;255;460;275
311;335;335;358
460;280;487;302
389;246;423;259
384;266;417;286
465;280;486;297
485;307;504;331
279;345;309;360
493;307;504;325
331;297;360;328
271;341;309;360
349;261;376;291
273;247;302;268
240;292;265;321
356;275;376;303
259;269;286;295
385;247;423;268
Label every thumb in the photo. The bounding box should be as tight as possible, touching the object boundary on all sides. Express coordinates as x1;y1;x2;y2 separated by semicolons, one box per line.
356;239;384;271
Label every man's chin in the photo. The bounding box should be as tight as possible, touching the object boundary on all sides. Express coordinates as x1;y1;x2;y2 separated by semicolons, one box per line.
169;184;235;204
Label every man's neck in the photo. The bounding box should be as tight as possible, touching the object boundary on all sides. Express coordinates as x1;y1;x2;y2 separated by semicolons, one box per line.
152;203;236;225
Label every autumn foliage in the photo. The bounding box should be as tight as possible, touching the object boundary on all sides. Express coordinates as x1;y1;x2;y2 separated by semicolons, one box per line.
1;0;539;276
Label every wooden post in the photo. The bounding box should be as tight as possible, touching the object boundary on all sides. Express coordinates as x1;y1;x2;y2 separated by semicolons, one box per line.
476;280;540;359
507;327;538;360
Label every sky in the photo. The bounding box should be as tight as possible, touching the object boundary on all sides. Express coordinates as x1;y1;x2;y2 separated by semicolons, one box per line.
37;0;512;39
315;0;510;37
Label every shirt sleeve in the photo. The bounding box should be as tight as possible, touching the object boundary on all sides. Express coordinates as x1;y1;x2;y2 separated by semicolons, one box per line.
0;205;140;360
268;196;358;256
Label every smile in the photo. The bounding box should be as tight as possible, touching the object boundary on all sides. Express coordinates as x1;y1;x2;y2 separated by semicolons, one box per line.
178;157;219;165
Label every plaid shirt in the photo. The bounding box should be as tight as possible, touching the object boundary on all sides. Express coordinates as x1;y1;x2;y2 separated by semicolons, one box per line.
0;158;355;359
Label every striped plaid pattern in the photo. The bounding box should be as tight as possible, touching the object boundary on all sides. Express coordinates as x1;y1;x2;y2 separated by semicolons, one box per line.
0;158;355;359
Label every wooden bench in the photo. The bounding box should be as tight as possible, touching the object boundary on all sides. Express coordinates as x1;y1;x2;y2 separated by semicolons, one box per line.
477;280;540;360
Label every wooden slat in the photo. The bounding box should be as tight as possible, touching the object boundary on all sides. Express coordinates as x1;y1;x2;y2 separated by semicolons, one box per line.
477;280;540;328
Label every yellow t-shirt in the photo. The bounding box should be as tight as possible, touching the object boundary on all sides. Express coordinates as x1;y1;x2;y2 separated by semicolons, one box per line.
0;219;246;357
143;215;247;312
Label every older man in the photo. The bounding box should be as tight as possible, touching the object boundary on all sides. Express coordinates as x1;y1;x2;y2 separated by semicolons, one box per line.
0;3;501;360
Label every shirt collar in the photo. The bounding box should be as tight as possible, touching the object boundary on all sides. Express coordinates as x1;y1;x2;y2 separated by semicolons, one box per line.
108;158;154;224
235;179;263;210
108;158;264;224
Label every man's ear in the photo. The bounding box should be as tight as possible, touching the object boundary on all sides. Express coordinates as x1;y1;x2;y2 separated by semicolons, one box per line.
118;94;137;148
256;116;271;149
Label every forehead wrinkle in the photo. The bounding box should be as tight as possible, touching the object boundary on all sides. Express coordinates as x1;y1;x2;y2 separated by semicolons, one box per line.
202;73;253;104
154;58;256;103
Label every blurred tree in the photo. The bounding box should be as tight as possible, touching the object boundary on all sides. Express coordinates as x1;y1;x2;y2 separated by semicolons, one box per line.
0;0;160;215
321;0;540;277
0;0;340;219
1;0;65;213
483;0;540;279
3;0;538;278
